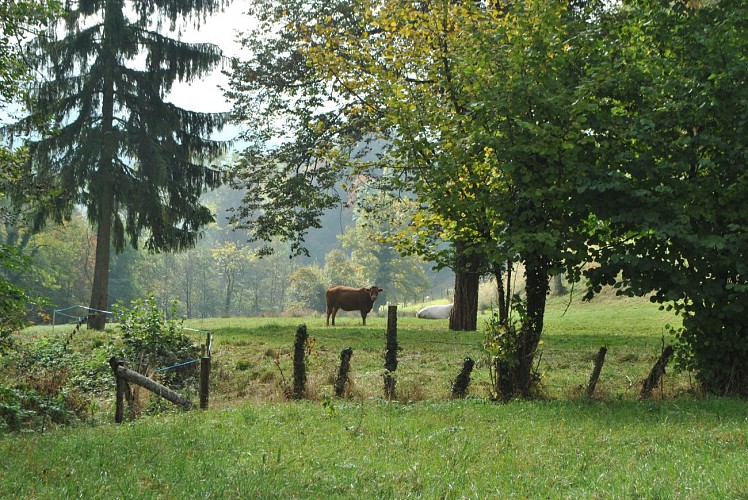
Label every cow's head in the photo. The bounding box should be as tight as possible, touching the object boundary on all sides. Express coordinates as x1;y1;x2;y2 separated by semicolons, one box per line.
366;286;384;302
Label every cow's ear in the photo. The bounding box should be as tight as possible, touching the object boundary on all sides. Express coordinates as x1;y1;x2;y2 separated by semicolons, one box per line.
378;287;383;292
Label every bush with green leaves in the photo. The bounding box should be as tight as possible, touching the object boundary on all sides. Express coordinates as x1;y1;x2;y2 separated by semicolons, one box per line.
113;295;199;388
0;385;76;433
0;245;34;354
0;331;113;433
483;304;543;401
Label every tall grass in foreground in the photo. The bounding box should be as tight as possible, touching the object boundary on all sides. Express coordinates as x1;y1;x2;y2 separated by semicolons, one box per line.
2;398;747;497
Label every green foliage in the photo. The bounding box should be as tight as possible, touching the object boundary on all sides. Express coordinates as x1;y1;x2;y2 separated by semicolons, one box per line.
288;265;327;312
0;385;75;433
0;330;115;433
339;193;431;305
582;0;748;396
114;295;198;388
323;248;361;287
0;0;61;103
226;0;391;258
10;333;115;395
5;213;94;309
0;245;36;352
483;304;543;401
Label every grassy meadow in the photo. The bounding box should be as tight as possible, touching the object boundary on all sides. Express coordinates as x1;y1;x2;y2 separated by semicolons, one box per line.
179;292;686;404
3;294;748;497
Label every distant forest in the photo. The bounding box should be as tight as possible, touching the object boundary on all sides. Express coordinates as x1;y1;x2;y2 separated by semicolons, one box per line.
3;183;454;322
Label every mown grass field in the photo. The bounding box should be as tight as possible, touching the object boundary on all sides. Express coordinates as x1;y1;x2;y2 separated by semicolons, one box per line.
4;295;748;497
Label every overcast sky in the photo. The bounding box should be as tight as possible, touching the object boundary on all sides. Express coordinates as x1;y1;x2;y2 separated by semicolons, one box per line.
167;2;249;117
0;4;252;140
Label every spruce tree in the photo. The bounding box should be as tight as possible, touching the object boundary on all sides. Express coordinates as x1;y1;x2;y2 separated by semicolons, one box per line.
10;0;229;329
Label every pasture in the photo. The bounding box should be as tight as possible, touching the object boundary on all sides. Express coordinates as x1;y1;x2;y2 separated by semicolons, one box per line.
3;295;748;497
179;293;687;404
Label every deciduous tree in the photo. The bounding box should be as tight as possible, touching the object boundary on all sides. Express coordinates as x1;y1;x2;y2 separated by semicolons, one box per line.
293;0;605;396
583;0;748;396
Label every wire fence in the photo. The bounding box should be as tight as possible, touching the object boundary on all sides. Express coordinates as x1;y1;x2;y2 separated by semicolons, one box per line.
155;358;202;373
52;305;113;332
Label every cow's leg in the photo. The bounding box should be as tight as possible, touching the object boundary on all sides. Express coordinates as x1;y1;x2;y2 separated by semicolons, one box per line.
326;304;333;326
361;311;367;326
331;307;339;326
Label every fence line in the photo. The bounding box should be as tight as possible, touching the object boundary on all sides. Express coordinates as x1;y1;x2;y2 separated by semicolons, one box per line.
52;305;113;332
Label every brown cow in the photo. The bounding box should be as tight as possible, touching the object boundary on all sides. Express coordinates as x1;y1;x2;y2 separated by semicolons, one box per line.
325;285;383;326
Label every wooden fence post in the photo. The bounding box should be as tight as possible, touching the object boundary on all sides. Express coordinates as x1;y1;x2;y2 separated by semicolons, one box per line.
199;356;211;409
110;358;126;423
109;357;192;423
451;357;475;398
586;347;608;397
384;305;398;400
335;347;354;397
640;345;674;399
199;332;212;409
292;324;308;399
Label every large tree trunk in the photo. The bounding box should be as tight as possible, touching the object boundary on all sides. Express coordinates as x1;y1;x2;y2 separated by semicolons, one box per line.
449;243;482;331
88;55;116;331
88;192;112;330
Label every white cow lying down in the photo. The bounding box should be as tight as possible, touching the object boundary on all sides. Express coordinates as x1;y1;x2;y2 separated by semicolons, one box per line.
416;303;453;319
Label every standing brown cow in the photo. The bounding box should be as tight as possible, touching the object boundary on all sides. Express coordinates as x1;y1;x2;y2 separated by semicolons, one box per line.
325;285;384;326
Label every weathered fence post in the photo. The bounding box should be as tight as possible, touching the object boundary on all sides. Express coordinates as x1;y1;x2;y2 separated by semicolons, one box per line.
586;347;608;397
335;347;354;397
451;357;475;398
199;356;211;409
199;332;212;409
110;357;126;423
292;324;308;399
384;305;398;400
640;345;674;399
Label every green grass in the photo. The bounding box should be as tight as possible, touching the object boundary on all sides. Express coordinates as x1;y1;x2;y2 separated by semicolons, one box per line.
2;398;747;497
172;293;684;404
19;292;684;404
7;294;736;497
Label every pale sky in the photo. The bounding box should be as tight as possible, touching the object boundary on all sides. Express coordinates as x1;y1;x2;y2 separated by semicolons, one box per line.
167;2;250;117
0;3;253;141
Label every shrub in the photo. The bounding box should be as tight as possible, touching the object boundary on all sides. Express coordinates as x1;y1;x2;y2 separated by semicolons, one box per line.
113;295;199;390
0;385;77;433
483;307;543;401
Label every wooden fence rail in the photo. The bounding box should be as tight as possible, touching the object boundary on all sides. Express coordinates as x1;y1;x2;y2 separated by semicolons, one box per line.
109;357;193;423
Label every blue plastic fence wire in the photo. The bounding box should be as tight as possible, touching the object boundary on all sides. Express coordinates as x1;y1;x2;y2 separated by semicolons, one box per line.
156;358;202;373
